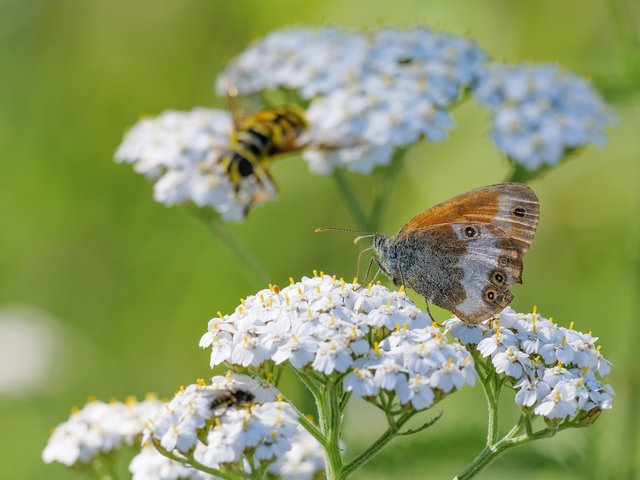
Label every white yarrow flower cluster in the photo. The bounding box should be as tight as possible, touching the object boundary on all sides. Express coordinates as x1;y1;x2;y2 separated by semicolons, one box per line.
142;373;324;479
42;396;163;466
216;27;367;98
200;274;476;410
115;108;276;221
473;64;616;170
445;308;614;420
217;26;486;174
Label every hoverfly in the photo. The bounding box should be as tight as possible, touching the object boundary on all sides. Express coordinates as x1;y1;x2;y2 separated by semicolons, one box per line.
217;89;308;192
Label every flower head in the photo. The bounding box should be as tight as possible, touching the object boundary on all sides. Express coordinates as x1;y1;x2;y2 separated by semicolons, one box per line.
43;396;163;466
115;108;275;221
201;274;475;411
218;26;486;175
143;372;324;478
473;64;616;170
216;27;367;98
446;307;614;421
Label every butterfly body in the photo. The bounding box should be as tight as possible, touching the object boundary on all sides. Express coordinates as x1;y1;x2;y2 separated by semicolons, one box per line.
372;184;539;324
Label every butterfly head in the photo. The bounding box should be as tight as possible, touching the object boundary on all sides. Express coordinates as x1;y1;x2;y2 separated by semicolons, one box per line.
372;233;402;280
371;234;390;257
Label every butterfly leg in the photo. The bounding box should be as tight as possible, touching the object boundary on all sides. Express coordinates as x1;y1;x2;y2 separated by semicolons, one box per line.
355;257;377;290
367;268;381;286
356;247;373;281
397;265;441;325
398;264;407;290
424;301;442;327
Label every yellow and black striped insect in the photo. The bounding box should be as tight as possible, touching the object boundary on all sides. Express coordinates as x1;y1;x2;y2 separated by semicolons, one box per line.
218;104;308;191
210;389;255;411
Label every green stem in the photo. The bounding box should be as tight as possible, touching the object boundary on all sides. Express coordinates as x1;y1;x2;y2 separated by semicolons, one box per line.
278;388;327;448
455;420;569;480
454;433;527;480
207;218;271;286
291;368;326;435
369;148;407;232
332;169;373;232
342;412;414;479
187;206;271;287
290;367;322;397
609;0;640;73
594;14;640;105
289;367;330;451
86;453;116;480
298;411;327;448
184;452;249;480
105;455;120;480
504;148;583;184
488;377;501;445
70;462;98;480
472;353;500;446
456;362;579;480
151;440;246;480
321;382;344;480
504;162;543;183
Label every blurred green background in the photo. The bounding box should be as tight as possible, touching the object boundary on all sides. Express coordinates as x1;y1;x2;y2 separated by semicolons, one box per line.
1;0;638;478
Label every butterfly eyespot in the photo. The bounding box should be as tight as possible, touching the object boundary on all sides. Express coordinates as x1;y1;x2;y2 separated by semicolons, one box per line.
512;207;526;218
499;257;509;266
483;287;497;303
464;226;477;238
491;269;506;285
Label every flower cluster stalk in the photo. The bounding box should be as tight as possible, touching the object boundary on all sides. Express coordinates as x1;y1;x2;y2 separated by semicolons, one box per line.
331;147;409;233
455;411;579;480
457;339;604;479
188;205;271;287
152;440;244;480
294;367;442;480
331;170;373;232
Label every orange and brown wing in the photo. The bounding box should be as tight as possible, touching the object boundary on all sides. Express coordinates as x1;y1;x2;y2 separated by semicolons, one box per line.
396;183;540;252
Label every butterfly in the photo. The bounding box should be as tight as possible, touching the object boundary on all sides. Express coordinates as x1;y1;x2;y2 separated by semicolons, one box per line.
372;183;540;323
319;183;539;324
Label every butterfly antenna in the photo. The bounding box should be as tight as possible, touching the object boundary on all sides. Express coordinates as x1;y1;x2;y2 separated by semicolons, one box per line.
315;227;377;234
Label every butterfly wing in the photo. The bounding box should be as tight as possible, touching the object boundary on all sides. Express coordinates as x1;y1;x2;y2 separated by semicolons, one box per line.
397;183;539;252
396;222;525;324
